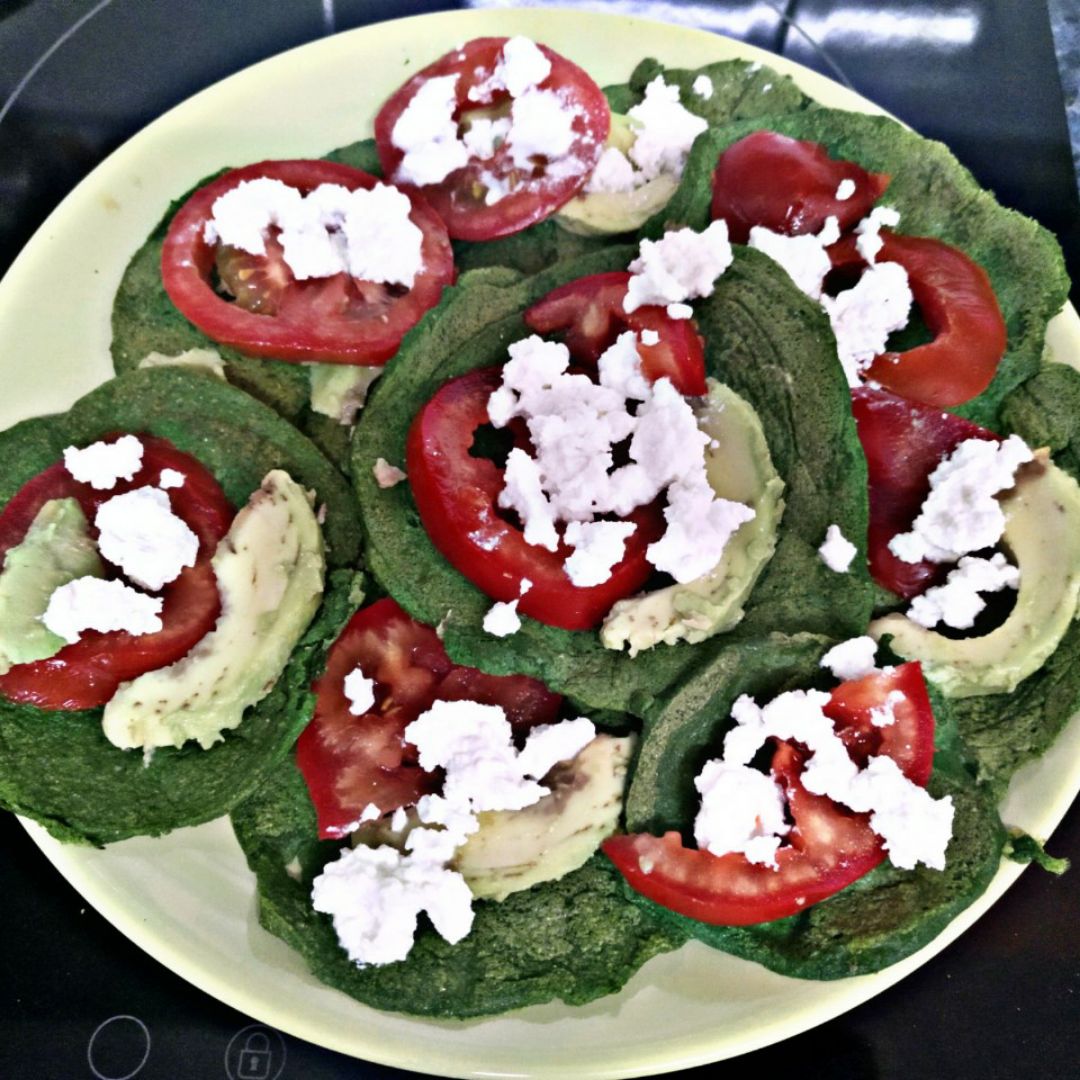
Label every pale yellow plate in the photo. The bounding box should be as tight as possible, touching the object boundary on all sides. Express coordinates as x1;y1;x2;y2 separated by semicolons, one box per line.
4;8;1079;1078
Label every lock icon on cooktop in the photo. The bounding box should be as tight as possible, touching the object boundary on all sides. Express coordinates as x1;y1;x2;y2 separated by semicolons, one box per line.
237;1031;272;1080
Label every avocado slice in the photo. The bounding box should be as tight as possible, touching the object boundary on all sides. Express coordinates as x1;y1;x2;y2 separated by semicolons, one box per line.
102;470;325;751
0;498;104;674
307;363;382;427
554;114;680;237
455;733;633;902
871;452;1080;698
601;380;784;654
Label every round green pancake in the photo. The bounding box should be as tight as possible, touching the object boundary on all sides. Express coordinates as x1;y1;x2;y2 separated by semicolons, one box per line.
0;367;362;846
653;105;1069;430
350;247;873;720
229;752;687;1019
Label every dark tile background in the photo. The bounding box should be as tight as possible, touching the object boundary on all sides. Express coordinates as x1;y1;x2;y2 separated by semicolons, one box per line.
1;2;1078;1078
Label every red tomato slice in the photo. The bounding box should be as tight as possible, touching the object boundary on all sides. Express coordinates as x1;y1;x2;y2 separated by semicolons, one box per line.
830;231;1007;407
524;271;708;396
406;366;664;631
296;598;564;839
710;130;890;244
852;386;1000;599
374;37;609;242
161;159;455;365
604;662;936;925
0;435;233;710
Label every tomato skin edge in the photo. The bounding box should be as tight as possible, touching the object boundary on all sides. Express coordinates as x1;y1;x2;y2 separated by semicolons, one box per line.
161;159;455;365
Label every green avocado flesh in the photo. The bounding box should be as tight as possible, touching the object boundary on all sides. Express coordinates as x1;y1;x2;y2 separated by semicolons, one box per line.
0;498;103;673
351;246;873;718
0;367;361;845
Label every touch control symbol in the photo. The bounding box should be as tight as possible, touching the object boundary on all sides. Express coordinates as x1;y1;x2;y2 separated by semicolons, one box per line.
86;1015;151;1080
225;1024;286;1080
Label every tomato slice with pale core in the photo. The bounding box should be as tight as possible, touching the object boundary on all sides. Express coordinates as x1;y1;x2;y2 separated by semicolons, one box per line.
0;436;233;710
374;37;609;241
524;271;708;396
603;662;936;925
852;386;1000;599
830;231;1007;407
406;366;665;631
710;130;890;244
161;159;455;365
296;598;565;839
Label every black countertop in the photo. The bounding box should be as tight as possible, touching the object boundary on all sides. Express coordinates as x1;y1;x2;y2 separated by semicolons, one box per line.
1;3;1078;1078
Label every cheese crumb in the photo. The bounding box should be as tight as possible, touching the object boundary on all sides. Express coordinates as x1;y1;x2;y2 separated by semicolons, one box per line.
835;178;856;200
908;553;1020;630
820;636;879;681
43;576;163;644
482;599;522;637
818;524;857;573
626;76;708;181
748;216;840;302
63;435;144;490
95;487;199;591
692;74;714;99
563;520;637;587
158;468;185;490
889;435;1033;564
373;458;407;488
855;205;902;265
694;760;789;868
625;222;733;313
391;74;469;186
343;665;376;715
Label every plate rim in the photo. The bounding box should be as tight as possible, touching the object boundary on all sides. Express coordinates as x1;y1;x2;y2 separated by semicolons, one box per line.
4;7;1079;1077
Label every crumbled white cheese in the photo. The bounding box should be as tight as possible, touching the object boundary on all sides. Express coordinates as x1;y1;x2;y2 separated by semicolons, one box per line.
390;806;409;833
391;74;469;186
717;688;954;870
597;331;651;401
482;599;522;637
835;178;856;200
499;448;559;552
908;552;1020;630
889;435;1033;564
748;216;840;302
666;302;694;320
204;178;425;289
822;261;913;386
584;146;638;194
818;523;857;573
471;35;551;101
489;333;753;589
855;205;901;265
63;435;144;491
312;841;475;966
343;665;376;715
819;636;879;682
94;486;199;592
462;115;511;159
373;458;407;489
694;759;789;868
507;89;577;171
563;520;637;586
42;576;163;644
313;698;598;967
626;76;708;182
360;802;382;823
640;328;660;346
405;700;595;812
158;468;185;490
625;221;733;313
692;74;714;99
870;689;905;728
648;471;755;583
